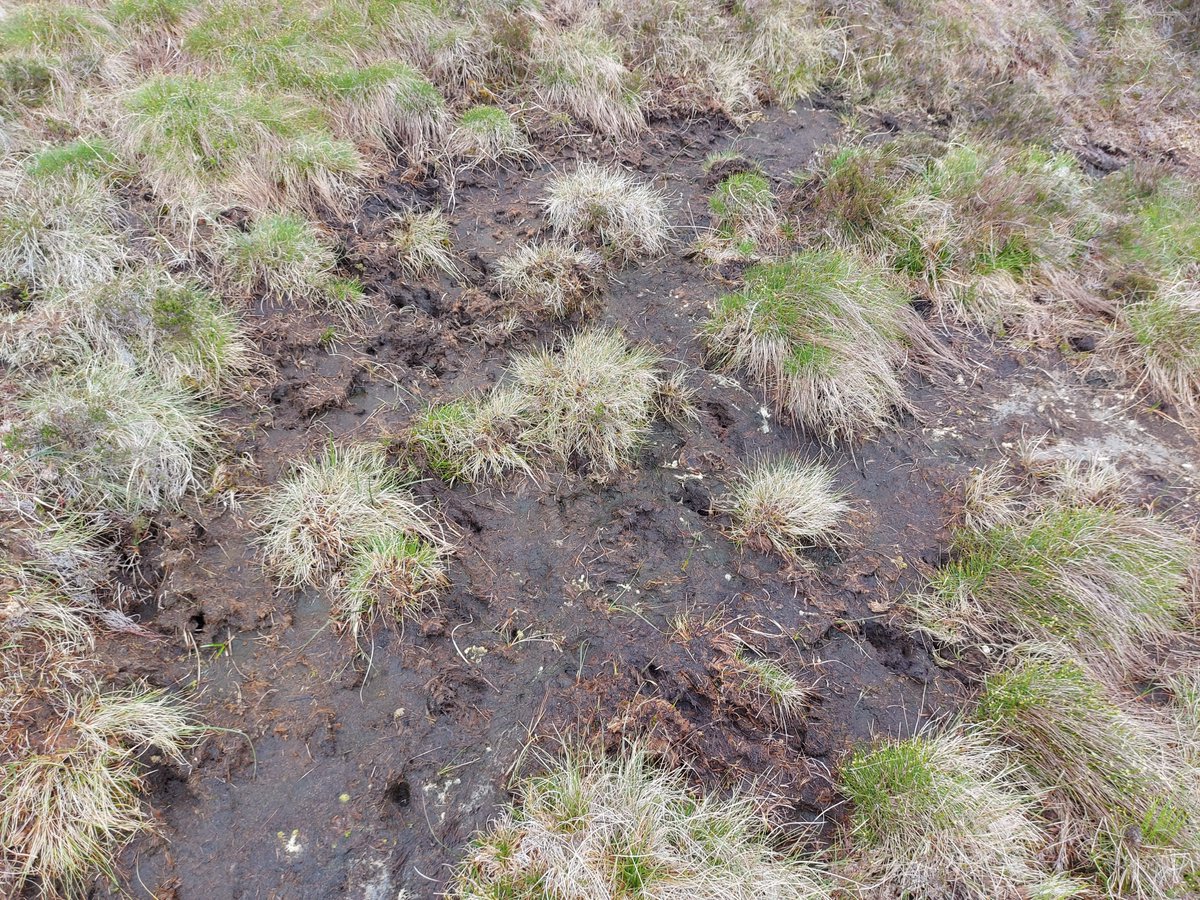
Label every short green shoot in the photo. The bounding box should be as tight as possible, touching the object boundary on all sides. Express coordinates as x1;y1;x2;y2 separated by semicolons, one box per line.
699;171;786;263
732;647;812;724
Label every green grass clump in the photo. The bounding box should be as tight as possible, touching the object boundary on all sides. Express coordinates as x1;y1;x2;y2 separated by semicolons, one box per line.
182;0;347;88
219;213;337;300
132;273;254;393
1112;285;1200;415
333;531;448;646
322;276;370;318
705;249;915;439
803;140;1094;327
15;358;217;515
0;3;114;58
410;390;531;485
257;443;450;589
916;456;1195;683
0;55;53;109
121;74;328;212
314;60;447;149
180;1;449;149
839;729;1066;898
1110;177;1200;280
24;138;122;180
978;649;1200;896
739;0;833;104
452;744;831;899
269;131;362;212
700;171;785;262
1096;172;1200;415
0;684;198;897
108;0;194;28
446;104;531;166
3;268;253;395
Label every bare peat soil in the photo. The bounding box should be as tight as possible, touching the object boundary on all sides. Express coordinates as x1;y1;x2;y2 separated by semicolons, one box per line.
93;106;1200;899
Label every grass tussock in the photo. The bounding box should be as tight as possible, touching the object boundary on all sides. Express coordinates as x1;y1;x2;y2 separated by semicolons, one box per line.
704;249;918;440
0;567;96;678
839;728;1069;899
452;744;831;899
739;0;836;105
11;358;217;516
445;104;531;167
257;442;449;590
1107;284;1200;417
0;2;119;96
23;137;125;181
800;140;1095;329
0;167;124;292
1099;174;1200;414
697;171;788;264
978;648;1200;896
412;330;679;482
544;163;669;259
0;684;197;897
390;209;457;278
718;455;848;560
493;241;603;319
175;0;454;153
0;267;254;395
331;531;448;646
532;22;645;139
315;61;448;152
219;213;359;313
509;329;664;475
1104;174;1200;283
120;73;354;216
410;388;532;486
731;647;814;725
914;454;1196;683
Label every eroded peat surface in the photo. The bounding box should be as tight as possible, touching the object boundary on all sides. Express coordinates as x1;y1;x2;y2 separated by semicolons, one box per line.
86;108;1200;897
4;2;1200;898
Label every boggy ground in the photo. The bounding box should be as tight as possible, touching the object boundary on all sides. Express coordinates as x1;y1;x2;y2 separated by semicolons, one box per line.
95;106;1200;898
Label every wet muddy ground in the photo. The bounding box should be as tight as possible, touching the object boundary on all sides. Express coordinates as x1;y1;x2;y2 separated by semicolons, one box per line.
94;105;1200;898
